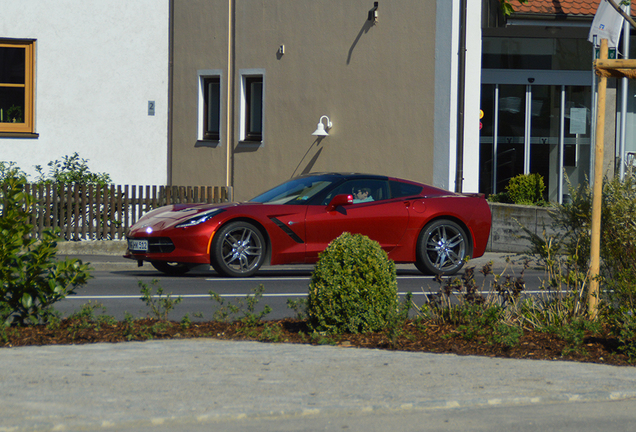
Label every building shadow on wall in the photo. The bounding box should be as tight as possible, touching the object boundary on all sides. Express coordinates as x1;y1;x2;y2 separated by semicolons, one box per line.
291;138;324;178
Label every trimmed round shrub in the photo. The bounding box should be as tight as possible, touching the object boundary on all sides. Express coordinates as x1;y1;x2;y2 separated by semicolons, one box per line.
307;232;398;334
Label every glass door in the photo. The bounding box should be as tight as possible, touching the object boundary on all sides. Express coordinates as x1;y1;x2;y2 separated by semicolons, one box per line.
529;85;561;202
479;83;591;203
495;85;527;195
562;86;592;202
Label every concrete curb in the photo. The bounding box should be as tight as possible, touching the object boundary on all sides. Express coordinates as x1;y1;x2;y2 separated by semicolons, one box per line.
56;239;128;256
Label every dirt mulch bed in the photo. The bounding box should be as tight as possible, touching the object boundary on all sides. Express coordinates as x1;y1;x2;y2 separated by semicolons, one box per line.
1;318;632;367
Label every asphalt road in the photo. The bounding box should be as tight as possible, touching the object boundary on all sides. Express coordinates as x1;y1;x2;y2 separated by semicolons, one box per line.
55;254;542;321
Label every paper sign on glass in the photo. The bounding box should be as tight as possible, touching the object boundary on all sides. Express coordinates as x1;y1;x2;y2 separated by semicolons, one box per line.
570;108;587;135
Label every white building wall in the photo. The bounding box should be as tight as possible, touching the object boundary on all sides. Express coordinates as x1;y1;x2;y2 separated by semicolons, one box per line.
0;1;169;184
462;0;483;193
434;0;482;193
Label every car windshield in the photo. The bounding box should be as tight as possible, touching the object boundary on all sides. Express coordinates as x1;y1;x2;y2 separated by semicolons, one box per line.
249;176;338;205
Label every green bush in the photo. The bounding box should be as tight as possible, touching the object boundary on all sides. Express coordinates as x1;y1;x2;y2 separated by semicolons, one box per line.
519;173;636;358
307;232;399;334
541;174;636;303
486;191;511;204
0;168;92;325
506;173;546;205
32;153;115;239
34;152;111;186
597;175;636;312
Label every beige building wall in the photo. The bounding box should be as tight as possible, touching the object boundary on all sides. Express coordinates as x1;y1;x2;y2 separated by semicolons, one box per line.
171;0;439;201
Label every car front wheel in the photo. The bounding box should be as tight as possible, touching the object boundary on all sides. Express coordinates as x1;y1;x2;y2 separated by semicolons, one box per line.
210;221;266;277
415;219;469;276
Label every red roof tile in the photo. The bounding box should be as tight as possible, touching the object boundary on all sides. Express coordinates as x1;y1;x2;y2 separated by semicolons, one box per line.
513;0;634;17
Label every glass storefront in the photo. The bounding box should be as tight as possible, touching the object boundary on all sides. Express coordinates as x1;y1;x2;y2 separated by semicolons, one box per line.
480;37;593;203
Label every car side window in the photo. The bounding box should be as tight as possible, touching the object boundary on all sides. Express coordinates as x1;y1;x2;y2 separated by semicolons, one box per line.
322;180;389;205
389;181;423;198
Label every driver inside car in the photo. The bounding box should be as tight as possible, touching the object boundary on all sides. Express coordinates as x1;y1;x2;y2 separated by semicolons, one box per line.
353;187;374;203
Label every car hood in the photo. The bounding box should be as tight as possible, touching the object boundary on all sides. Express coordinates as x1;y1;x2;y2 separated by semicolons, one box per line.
130;202;247;232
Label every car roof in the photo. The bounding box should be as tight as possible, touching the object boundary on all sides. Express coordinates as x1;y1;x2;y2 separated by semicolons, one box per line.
296;172;390;181
294;172;455;196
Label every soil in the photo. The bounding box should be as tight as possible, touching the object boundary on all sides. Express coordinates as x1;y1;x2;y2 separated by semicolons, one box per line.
2;317;633;367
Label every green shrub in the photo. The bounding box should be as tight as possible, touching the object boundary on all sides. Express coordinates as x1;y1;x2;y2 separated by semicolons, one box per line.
34;152;111;186
506;173;546;205
486;191;511;204
539;174;636;307
139;279;183;321
32;153;115;239
210;284;272;325
307;232;399;334
417;265;523;347
519;173;636;349
0;168;92;325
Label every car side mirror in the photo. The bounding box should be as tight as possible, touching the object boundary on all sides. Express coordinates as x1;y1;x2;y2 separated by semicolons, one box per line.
326;194;353;211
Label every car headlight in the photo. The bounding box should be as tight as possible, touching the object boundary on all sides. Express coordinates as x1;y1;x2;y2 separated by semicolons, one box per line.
175;209;224;228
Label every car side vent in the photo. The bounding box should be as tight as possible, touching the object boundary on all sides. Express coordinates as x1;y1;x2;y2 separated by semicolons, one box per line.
270;217;304;244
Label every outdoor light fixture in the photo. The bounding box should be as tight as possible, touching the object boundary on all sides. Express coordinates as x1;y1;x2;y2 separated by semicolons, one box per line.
312;115;332;136
368;2;378;23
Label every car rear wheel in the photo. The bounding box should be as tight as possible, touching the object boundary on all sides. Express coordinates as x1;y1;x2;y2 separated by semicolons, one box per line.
415;219;469;276
151;261;192;276
210;221;266;277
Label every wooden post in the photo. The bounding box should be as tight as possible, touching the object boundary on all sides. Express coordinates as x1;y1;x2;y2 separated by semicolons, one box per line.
588;38;609;319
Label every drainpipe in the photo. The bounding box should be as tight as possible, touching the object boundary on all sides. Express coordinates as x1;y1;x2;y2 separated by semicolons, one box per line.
226;0;235;197
619;3;631;180
455;0;467;193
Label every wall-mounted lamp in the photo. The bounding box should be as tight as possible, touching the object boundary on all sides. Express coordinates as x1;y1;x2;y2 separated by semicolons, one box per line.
312;116;332;136
312;115;332;136
368;2;378;23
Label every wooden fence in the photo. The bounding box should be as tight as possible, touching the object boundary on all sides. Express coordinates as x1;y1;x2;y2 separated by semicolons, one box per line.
17;184;232;241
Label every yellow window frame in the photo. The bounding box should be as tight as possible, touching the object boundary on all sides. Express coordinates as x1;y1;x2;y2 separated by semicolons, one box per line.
0;40;35;134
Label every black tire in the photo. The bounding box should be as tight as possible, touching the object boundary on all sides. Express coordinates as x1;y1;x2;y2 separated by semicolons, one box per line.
151;261;192;276
210;221;266;277
415;219;470;276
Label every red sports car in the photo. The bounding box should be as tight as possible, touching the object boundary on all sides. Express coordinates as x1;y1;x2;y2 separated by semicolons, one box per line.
124;173;492;277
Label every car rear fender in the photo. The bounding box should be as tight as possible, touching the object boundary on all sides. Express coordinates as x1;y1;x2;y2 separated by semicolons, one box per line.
421;196;491;258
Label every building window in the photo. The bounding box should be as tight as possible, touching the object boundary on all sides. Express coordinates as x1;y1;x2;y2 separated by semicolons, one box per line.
241;73;263;142
197;70;222;143
481;37;592;71
202;77;220;140
0;39;35;134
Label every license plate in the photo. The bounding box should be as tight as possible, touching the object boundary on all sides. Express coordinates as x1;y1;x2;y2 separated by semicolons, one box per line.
128;239;149;252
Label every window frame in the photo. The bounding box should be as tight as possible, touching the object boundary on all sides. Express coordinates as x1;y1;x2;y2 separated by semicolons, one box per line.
197;70;222;143
239;69;265;143
0;39;35;134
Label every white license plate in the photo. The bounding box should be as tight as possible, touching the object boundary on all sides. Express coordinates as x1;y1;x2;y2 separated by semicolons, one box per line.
128;239;149;252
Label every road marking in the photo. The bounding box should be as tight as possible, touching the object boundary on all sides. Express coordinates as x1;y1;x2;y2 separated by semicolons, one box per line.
204;277;311;282
67;290;547;300
204;276;435;282
69;292;429;300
